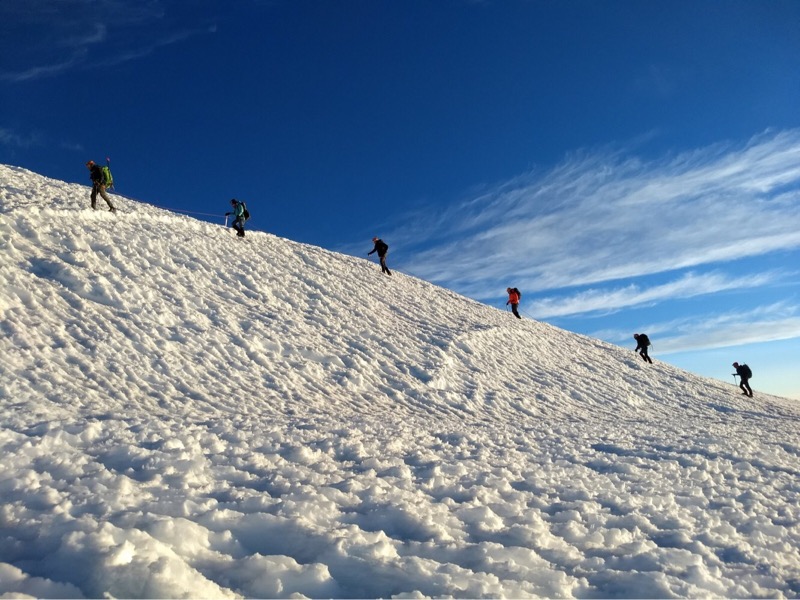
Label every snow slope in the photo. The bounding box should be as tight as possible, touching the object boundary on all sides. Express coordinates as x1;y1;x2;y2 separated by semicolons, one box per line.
1;164;799;598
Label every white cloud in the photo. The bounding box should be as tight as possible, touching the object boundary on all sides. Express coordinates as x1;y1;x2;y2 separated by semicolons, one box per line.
62;23;108;47
0;126;82;152
529;270;784;318
0;1;214;82
0;50;88;82
400;130;800;302
0;128;43;149
594;302;800;354
658;317;800;353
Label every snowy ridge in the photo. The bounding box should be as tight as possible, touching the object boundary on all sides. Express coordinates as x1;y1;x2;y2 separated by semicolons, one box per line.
1;164;799;598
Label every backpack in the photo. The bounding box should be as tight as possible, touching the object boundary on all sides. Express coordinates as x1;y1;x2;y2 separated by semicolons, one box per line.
241;202;250;221
101;165;114;189
512;287;521;299
741;364;752;378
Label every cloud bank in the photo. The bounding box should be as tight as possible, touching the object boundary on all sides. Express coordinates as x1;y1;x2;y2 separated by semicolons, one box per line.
594;302;800;355
529;270;784;319
401;129;800;307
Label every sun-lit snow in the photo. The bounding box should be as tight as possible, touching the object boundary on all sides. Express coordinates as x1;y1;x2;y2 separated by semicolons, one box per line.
1;164;799;598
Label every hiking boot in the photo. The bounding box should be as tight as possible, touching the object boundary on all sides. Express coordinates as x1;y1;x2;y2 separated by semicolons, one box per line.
109;207;116;212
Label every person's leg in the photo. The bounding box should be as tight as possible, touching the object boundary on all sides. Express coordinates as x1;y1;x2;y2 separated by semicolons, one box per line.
232;218;244;236
512;304;521;318
91;184;98;209
380;256;391;275
743;378;753;397
98;186;115;210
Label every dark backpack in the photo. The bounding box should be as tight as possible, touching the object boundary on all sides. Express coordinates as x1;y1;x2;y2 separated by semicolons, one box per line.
241;202;250;221
741;364;752;378
512;287;521;299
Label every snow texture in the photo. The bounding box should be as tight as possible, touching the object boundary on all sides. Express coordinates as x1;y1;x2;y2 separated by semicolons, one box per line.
1;164;799;598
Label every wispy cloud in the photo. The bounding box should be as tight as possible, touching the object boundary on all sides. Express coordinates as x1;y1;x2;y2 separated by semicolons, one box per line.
399;129;800;303
92;25;218;70
0;128;43;149
0;126;82;153
594;302;800;354
0;1;215;82
530;270;784;318
1;51;89;83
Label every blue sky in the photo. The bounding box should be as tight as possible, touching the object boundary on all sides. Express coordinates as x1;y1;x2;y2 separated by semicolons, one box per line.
2;0;799;399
